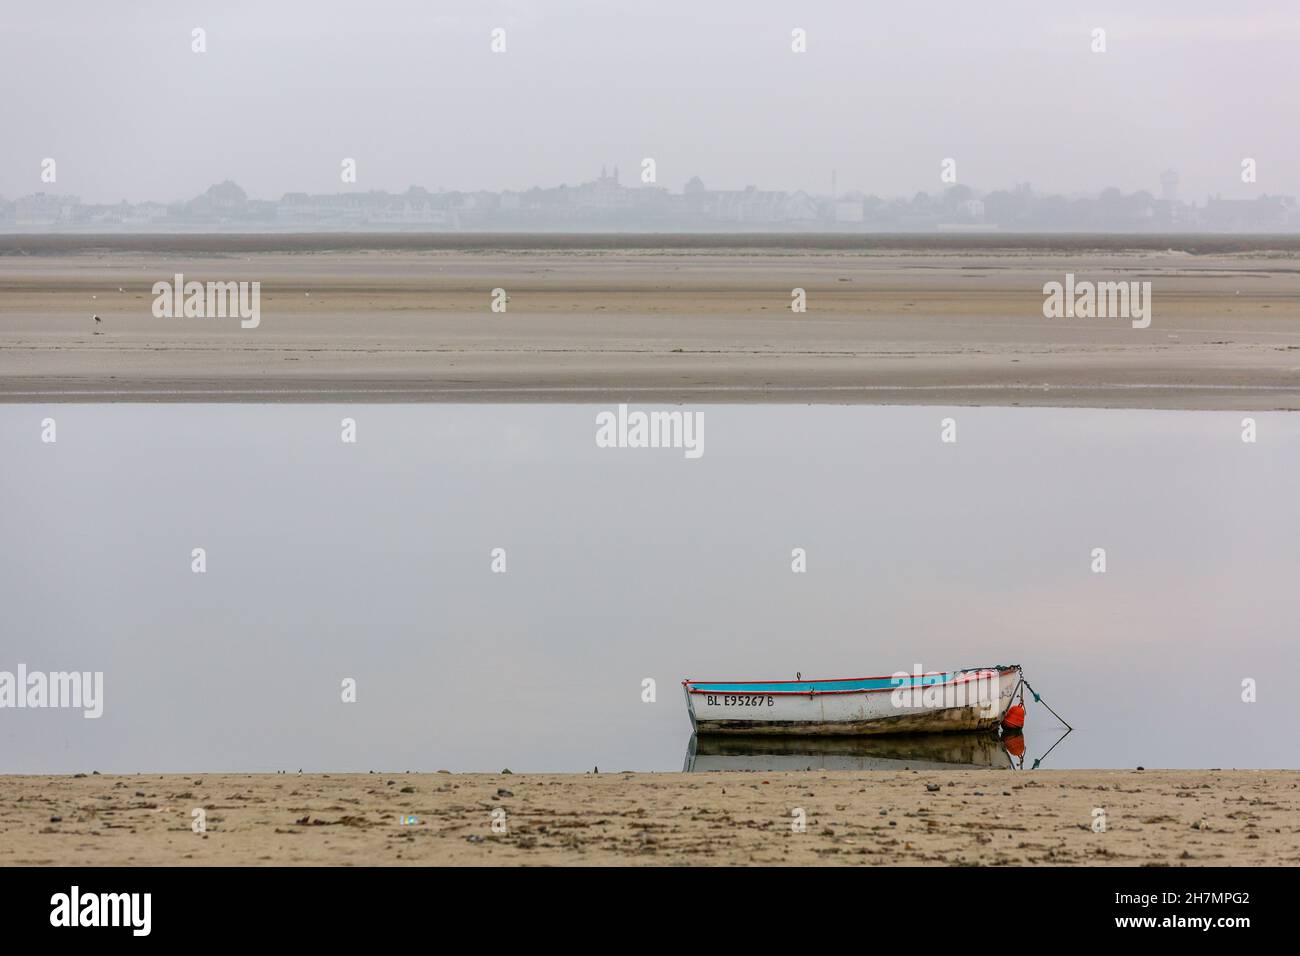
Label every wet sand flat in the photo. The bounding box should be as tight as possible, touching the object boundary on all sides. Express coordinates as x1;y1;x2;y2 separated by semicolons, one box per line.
1;770;1296;866
2;237;1300;408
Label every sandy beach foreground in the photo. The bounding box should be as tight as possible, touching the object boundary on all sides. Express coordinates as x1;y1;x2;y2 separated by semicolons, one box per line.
2;770;1296;866
3;236;1300;408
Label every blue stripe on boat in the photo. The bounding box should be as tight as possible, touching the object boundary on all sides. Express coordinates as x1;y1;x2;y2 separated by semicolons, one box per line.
688;672;964;694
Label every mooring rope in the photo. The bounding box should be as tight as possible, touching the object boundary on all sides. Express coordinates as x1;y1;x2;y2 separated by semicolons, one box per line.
1020;676;1073;732
1031;728;1073;770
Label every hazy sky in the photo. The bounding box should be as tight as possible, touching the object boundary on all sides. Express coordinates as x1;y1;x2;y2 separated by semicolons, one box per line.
2;1;1298;203
2;404;1297;772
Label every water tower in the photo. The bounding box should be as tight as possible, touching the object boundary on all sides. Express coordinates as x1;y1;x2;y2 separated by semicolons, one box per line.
1160;169;1179;202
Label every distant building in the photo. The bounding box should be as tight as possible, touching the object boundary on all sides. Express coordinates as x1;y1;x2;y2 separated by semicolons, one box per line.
1160;170;1179;203
834;200;864;223
580;165;630;211
1204;195;1292;231
122;201;168;224
4;173;1300;233
188;180;248;214
15;193;75;226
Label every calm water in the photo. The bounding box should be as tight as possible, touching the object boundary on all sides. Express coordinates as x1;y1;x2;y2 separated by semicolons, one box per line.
2;404;1297;773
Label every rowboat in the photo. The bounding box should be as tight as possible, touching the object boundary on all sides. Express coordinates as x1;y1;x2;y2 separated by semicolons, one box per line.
682;665;1021;737
683;732;1014;772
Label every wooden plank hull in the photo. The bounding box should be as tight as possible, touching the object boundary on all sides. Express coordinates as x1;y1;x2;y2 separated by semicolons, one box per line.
684;666;1020;737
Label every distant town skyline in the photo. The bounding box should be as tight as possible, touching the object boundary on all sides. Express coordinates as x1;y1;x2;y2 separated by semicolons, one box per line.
0;162;1265;207
4;166;1296;233
3;1;1299;205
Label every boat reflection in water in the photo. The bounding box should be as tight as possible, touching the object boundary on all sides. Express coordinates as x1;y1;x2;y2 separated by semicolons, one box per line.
684;731;1042;772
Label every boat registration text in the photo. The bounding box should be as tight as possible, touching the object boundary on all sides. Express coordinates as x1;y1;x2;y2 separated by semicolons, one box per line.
705;694;775;707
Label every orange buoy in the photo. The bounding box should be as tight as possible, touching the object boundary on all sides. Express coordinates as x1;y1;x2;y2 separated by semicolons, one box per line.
1002;702;1026;730
1004;731;1026;759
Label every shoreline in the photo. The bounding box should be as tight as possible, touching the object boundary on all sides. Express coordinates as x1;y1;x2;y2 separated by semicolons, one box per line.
2;385;1296;408
7;232;1300;255
2;770;1296;866
3;243;1299;409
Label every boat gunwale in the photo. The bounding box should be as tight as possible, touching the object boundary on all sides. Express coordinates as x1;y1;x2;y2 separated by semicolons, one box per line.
682;665;1018;698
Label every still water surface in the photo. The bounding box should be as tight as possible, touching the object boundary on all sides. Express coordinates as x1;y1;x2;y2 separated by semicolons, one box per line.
2;404;1296;772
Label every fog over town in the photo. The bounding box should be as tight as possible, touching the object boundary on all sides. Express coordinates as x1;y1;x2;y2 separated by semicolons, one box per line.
6;168;1298;233
3;0;1298;231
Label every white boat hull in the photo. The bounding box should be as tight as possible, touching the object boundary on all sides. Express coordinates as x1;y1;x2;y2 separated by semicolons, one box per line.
684;667;1020;737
